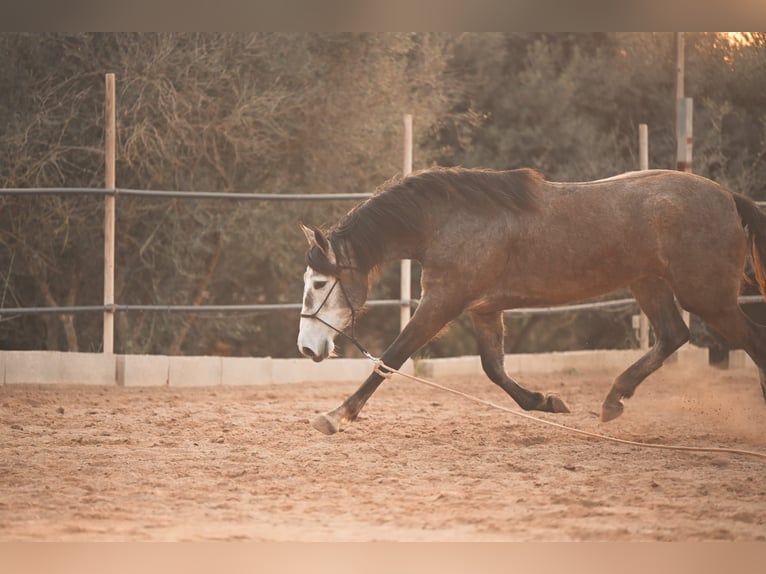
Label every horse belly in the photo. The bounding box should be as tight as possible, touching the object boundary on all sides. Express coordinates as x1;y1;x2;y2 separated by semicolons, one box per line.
503;223;654;306
512;255;644;305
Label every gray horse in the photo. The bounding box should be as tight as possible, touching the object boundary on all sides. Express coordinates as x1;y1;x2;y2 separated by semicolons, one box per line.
298;167;766;434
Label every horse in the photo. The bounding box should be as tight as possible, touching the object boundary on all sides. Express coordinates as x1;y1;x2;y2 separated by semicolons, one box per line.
297;166;766;435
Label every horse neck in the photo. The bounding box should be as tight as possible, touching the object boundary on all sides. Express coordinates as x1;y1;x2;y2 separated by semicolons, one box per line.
332;226;422;274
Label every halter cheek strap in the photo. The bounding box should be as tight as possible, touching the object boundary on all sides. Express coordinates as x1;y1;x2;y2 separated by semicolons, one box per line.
300;278;375;361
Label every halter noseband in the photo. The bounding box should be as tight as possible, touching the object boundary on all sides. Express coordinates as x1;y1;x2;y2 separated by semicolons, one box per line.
300;271;374;360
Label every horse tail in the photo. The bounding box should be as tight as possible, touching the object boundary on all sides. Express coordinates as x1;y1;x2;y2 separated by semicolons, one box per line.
733;193;766;298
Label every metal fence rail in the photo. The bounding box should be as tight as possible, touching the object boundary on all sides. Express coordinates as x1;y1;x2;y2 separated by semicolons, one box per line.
5;186;764;206
2;295;763;319
0;187;372;201
0;299;411;317
1;186;764;334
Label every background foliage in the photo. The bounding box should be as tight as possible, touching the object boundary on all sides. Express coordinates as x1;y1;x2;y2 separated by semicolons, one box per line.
1;32;764;358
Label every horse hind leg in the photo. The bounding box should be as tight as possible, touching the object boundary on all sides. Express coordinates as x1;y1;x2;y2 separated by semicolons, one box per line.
601;277;690;422
744;319;766;403
691;304;766;404
470;310;570;414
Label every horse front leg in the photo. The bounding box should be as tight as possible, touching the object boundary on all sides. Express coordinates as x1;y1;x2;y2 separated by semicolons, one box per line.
310;371;388;435
469;310;570;413
311;299;459;435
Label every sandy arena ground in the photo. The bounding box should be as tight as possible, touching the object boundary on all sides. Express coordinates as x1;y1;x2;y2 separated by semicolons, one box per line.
1;361;765;541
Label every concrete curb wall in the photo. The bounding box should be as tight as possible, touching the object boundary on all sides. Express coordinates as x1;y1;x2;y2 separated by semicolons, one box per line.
3;351;115;385
1;345;752;387
416;345;716;379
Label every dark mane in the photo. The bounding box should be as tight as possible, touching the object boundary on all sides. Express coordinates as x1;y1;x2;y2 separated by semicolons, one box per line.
326;167;543;273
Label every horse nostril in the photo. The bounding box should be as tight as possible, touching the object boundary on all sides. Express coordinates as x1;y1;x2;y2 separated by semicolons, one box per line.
301;346;316;359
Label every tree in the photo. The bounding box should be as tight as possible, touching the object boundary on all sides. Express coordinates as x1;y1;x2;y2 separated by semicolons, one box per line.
3;33;765;358
0;33;465;357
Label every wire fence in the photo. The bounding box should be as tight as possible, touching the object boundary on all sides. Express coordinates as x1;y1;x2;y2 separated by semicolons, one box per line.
0;187;372;201
5;75;761;356
1;187;764;322
0;186;380;320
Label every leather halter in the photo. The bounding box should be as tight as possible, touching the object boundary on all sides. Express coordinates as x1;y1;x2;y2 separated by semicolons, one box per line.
299;272;375;360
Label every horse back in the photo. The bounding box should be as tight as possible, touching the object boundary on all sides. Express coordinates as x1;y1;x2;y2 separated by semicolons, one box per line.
423;170;744;309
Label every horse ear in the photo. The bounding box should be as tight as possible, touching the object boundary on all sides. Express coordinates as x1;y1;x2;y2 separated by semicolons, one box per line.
301;224;316;246
301;224;337;272
300;224;329;253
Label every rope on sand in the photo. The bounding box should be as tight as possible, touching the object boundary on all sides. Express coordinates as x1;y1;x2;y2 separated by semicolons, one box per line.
371;360;766;461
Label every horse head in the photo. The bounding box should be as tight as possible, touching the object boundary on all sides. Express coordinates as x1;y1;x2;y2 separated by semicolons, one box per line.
297;224;369;362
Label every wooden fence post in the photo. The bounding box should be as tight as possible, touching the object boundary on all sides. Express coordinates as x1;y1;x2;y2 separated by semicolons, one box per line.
103;73;116;354
676;97;693;173
675;33;692;328
676;97;693;329
638;123;650;350
400;114;413;331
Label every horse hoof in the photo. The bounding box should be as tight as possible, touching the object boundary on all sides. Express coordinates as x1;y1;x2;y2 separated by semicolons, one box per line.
601;399;624;422
546;394;570;413
311;412;341;435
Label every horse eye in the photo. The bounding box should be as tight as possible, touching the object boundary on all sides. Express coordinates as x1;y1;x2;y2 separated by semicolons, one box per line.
313;280;328;290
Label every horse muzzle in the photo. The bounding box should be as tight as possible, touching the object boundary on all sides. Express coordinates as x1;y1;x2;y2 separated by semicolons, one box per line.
300;345;327;362
297;331;333;362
